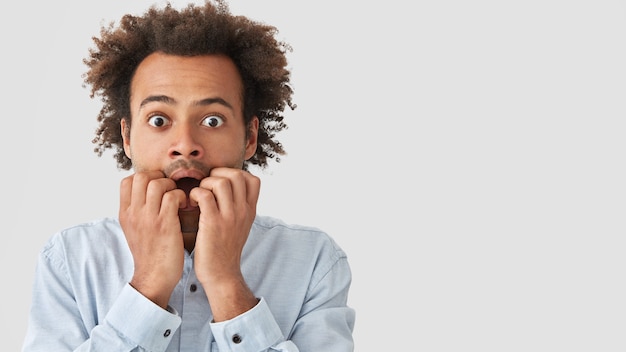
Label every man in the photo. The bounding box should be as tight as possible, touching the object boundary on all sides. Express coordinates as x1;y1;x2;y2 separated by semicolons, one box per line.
22;1;355;351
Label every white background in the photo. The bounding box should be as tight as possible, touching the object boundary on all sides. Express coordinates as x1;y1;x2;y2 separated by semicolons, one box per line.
2;0;626;351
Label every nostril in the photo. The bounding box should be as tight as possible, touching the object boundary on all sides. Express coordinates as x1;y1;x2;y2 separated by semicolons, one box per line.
171;150;200;157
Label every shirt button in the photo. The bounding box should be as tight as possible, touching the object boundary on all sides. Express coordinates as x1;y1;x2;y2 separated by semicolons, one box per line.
164;329;171;337
232;334;242;344
190;284;197;292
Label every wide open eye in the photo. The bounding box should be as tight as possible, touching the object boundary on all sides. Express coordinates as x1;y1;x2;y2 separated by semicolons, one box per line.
202;115;225;128
147;114;171;127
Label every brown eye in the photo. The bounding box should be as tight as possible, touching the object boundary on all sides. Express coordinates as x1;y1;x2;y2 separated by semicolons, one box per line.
148;115;170;127
202;115;224;128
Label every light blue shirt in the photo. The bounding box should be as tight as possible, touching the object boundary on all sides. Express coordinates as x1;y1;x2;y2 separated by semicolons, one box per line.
23;215;355;351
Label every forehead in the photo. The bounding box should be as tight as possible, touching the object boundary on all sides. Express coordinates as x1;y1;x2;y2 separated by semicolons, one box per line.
129;52;244;110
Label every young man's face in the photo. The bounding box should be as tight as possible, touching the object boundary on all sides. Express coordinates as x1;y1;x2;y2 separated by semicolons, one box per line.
122;52;258;183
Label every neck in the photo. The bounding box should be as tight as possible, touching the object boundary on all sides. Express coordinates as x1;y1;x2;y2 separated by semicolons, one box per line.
182;232;197;253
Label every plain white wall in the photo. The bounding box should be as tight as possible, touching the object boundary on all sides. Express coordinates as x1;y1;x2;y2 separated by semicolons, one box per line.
2;0;626;350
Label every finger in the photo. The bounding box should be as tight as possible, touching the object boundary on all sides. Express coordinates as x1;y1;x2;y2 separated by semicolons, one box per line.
119;174;134;212
190;187;218;216
211;168;261;208
198;175;234;212
208;168;247;209
242;171;261;208
161;189;187;216
131;170;166;207
145;177;178;211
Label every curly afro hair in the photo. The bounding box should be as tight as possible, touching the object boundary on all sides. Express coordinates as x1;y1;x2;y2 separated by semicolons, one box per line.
83;0;295;170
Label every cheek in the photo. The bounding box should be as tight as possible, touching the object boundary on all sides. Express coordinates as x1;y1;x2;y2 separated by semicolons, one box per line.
127;133;165;165
201;137;247;165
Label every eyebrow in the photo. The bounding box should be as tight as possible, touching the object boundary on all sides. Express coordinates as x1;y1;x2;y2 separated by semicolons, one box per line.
139;95;234;110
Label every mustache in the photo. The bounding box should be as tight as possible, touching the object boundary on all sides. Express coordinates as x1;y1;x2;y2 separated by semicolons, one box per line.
163;159;212;178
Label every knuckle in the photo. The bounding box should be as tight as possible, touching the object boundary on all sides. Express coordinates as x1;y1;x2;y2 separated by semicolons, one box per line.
249;174;261;187
146;180;162;195
214;177;230;189
163;189;183;201
120;175;132;186
133;172;150;184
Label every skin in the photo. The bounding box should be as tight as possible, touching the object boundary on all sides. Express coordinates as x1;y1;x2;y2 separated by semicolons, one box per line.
119;52;260;321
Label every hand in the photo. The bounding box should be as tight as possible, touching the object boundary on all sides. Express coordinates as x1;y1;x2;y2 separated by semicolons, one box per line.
119;171;187;308
190;167;260;320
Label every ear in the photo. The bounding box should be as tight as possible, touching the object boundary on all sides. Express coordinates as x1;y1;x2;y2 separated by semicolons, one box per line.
244;116;259;160
120;118;132;159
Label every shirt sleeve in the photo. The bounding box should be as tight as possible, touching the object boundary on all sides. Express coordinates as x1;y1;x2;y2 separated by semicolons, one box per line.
211;298;299;351
22;240;181;352
288;255;356;352
210;255;355;352
103;284;182;351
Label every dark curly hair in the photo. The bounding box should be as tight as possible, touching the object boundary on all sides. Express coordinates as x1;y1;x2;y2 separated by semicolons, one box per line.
83;0;295;170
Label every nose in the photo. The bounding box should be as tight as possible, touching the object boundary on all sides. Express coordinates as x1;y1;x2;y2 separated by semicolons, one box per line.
169;123;204;159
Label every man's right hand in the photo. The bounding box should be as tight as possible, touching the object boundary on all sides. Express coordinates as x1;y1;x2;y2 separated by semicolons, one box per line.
119;171;187;309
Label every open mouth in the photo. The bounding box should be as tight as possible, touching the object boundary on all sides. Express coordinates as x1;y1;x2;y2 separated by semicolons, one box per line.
175;177;202;198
